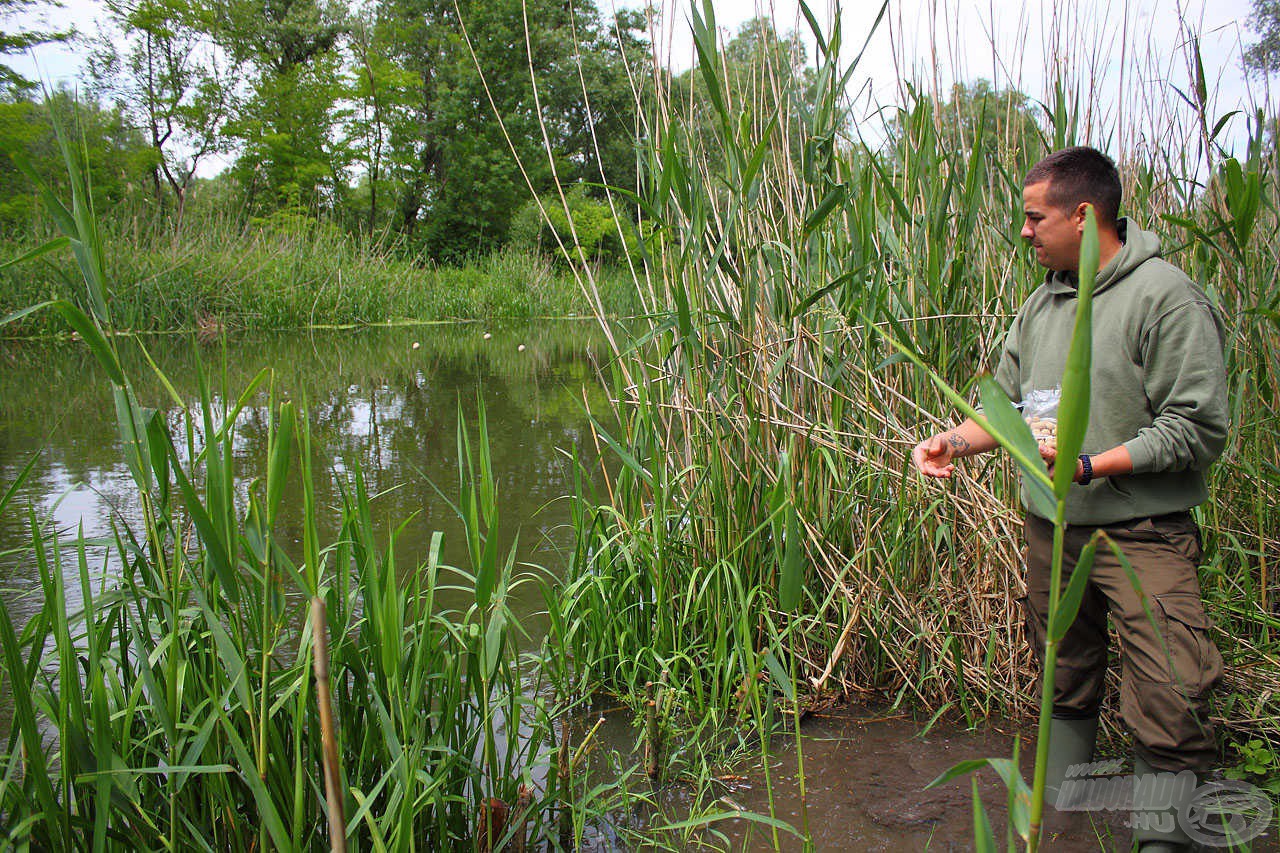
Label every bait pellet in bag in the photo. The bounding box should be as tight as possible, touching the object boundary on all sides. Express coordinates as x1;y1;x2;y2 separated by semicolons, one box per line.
1019;387;1061;446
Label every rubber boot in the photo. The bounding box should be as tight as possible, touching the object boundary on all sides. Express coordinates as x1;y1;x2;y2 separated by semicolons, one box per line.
1131;754;1197;852
1044;715;1100;811
1042;715;1099;840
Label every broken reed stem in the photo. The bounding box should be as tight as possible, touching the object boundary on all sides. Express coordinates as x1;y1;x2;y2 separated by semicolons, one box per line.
557;707;572;848
643;680;660;782
510;784;532;853
310;595;347;853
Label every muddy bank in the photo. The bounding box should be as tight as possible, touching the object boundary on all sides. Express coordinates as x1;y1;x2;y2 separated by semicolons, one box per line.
621;706;1278;851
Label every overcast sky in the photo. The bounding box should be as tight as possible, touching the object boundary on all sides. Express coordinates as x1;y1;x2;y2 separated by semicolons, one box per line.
8;0;1268;157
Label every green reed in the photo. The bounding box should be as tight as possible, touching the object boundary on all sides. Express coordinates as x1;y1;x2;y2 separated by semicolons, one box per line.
0;210;640;336
543;0;1279;846
0;105;565;850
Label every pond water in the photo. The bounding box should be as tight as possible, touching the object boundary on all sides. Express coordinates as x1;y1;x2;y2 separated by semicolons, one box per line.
0;321;613;631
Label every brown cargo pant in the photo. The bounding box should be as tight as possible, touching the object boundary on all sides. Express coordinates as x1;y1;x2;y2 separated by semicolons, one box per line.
1022;511;1224;772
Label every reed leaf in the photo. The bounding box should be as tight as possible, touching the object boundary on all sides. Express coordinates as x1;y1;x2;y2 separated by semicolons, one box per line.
1052;205;1099;497
1051;531;1101;643
972;780;997;853
978;377;1055;518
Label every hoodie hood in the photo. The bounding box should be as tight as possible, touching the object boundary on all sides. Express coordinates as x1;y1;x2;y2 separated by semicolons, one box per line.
1043;218;1163;296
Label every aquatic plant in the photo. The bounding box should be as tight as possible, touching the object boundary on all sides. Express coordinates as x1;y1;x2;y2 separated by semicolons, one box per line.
541;0;1280;846
0;104;564;850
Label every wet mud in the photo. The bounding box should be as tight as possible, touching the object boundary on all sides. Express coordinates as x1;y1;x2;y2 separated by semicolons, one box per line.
683;707;1276;851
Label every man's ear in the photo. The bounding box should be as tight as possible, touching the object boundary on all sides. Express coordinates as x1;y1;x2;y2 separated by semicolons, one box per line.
1072;202;1090;232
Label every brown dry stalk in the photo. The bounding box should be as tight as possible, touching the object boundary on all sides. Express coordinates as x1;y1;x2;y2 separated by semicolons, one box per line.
310;596;347;853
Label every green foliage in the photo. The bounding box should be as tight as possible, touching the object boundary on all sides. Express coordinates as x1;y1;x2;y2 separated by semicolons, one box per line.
216;0;347;215
668;15;816;177
11;0;651;262
375;0;647;261
509;183;637;263
87;0;233;219
1225;738;1280;793
0;214;639;333
886;80;1045;176
0;115;575;847
0;90;157;233
0;0;71;95
1244;0;1280;74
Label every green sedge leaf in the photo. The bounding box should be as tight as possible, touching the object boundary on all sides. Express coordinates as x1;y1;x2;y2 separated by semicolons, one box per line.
979;377;1055;517
926;757;992;790
762;650;795;701
0;236;71;271
1054;206;1099;497
1051;530;1101;641
49;300;125;386
972;779;997;853
267;402;295;524
779;503;805;612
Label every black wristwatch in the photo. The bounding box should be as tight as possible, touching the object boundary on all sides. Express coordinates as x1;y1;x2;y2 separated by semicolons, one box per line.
1078;454;1093;486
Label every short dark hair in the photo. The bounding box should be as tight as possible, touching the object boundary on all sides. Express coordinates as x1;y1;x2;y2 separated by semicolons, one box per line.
1024;146;1121;227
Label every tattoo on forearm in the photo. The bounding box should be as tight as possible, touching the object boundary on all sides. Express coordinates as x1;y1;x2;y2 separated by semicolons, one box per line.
946;432;971;455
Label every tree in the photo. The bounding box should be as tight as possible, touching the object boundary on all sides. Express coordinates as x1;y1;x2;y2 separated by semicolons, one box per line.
214;0;347;215
342;3;418;235
375;0;647;261
1245;0;1280;74
87;0;234;225
1;0;71;95
0;88;155;232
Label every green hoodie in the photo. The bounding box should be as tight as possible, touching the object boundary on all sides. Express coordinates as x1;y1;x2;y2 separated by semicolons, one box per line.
994;219;1228;525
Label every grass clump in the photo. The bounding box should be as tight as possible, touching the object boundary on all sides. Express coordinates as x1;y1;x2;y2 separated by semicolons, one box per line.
0;210;641;336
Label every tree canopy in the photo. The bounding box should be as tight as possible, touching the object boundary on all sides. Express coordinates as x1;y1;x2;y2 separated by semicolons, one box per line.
1245;0;1280;74
4;0;649;262
1;0;71;94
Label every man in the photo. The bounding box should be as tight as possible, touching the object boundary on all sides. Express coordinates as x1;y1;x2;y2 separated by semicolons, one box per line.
912;147;1229;851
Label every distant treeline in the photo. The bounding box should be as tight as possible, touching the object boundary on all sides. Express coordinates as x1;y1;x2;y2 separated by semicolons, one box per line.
0;2;818;268
0;0;649;263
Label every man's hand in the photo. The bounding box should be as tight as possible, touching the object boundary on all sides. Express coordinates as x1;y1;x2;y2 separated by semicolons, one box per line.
1040;443;1093;482
1040;442;1058;467
911;419;999;479
912;435;956;478
1040;442;1066;480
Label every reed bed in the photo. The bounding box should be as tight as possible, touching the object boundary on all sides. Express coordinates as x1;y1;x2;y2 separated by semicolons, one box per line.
551;0;1280;780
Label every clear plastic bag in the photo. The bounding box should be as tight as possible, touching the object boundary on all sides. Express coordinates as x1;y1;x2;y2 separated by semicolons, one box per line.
1019;387;1060;446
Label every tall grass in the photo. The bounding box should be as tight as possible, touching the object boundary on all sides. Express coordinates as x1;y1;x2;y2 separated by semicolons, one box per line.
544;0;1280;838
0;207;641;336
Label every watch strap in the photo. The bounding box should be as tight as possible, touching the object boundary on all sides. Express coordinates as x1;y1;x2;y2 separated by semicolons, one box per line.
1078;454;1093;486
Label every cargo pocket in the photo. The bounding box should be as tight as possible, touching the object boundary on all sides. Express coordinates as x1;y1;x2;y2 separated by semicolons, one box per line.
1154;593;1223;698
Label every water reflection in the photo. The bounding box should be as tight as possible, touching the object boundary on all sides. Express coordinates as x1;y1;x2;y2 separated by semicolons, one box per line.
0;321;615;629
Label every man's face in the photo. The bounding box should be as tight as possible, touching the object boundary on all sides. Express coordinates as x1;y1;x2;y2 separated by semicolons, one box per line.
1021;180;1084;271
